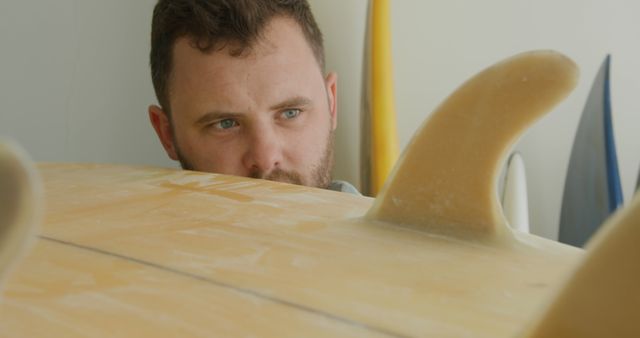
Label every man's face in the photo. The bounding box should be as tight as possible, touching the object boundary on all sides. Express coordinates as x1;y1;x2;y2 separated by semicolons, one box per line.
149;17;338;188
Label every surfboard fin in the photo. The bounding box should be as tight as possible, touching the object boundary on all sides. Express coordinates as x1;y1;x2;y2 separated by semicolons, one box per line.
366;51;579;242
522;191;640;337
0;140;41;284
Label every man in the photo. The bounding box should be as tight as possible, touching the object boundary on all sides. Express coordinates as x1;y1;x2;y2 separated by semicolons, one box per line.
148;0;359;194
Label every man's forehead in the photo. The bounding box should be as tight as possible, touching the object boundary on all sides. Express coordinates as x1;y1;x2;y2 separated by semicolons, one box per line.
172;22;319;77
168;17;326;117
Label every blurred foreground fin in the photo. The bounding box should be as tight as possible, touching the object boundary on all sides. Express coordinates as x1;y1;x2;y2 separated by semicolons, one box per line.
523;192;640;337
0;140;41;285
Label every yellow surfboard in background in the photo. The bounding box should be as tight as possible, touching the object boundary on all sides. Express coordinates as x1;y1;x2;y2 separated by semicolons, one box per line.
361;0;399;196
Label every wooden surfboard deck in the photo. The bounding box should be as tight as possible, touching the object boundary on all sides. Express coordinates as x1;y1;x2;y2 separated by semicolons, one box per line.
1;163;581;338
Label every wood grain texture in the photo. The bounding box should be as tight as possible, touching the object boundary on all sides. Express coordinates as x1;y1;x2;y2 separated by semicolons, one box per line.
1;163;582;337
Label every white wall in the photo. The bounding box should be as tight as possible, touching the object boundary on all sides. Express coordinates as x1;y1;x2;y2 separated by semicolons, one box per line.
1;1;638;240
0;0;170;167
309;0;368;189
312;0;640;239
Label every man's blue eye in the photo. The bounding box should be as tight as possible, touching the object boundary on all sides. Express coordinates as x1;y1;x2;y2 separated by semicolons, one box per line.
282;109;300;119
215;119;238;129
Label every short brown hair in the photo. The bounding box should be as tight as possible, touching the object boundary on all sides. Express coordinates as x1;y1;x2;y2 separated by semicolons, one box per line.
150;0;325;114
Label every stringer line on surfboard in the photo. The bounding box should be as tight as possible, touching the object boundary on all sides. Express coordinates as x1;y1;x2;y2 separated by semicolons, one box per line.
35;234;409;338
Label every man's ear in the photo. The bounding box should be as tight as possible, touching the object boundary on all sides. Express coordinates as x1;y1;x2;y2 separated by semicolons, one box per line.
148;105;178;161
325;71;338;131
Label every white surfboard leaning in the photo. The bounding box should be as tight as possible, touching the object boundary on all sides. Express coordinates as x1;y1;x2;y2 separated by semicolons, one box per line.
502;152;530;233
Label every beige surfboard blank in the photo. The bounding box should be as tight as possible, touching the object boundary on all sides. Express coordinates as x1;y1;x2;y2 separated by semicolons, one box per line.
368;51;578;242
523;192;640;337
0;164;582;338
0;141;41;284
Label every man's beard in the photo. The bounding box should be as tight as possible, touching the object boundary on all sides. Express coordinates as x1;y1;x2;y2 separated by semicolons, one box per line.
174;130;335;189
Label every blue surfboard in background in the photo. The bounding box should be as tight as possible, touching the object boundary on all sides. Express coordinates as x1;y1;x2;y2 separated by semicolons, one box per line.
559;55;624;247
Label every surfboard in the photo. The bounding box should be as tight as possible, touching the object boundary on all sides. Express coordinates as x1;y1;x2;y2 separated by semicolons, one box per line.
2;51;637;337
559;55;624;247
502;152;530;233
360;0;400;196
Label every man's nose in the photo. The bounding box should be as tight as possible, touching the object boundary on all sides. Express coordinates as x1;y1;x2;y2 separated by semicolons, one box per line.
242;126;282;177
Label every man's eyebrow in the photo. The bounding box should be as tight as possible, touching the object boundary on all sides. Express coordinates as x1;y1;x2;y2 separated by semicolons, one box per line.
270;96;312;111
195;111;242;126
